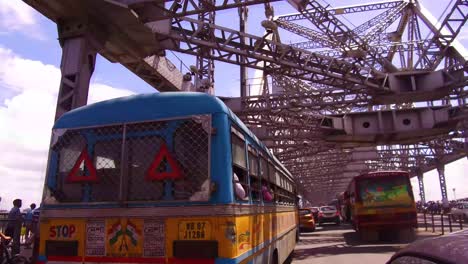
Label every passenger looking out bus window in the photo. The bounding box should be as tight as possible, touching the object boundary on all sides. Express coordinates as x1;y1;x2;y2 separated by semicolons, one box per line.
233;173;247;200
262;183;273;202
189;179;211;201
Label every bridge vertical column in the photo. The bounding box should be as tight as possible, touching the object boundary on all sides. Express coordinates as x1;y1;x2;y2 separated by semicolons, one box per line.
54;21;98;120
239;5;249;98
436;162;449;206
416;170;426;204
195;0;215;95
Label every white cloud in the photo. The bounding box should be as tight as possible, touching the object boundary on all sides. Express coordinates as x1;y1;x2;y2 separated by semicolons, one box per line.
0;0;45;39
0;46;134;210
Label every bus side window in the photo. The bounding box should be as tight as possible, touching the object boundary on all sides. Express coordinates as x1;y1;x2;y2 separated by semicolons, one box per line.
259;156;272;202
273;169;282;204
248;146;261;202
261;179;274;202
233;171;247;200
231;132;248;201
268;163;277;203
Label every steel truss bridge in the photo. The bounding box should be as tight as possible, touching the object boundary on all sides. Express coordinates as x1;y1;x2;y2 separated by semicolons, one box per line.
24;0;468;203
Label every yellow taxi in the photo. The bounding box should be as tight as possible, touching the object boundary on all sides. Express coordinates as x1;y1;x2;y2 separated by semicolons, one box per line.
299;208;316;232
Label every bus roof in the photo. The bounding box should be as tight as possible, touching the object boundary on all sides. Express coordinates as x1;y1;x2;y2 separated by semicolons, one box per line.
53;92;293;179
355;171;409;179
54;92;229;128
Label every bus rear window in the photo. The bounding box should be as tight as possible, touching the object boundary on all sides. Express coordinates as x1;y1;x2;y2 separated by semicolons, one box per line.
358;176;413;208
46;115;211;204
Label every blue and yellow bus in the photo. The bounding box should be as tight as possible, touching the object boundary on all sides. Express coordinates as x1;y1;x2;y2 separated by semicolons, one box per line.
37;92;298;264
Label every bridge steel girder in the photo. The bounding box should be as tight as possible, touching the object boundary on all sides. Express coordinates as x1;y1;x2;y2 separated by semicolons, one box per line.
415;0;468;70
286;0;397;72
353;1;407;38
54;33;96;121
23;0;185;92
278;1;405;21
316;40;436;59
417;170;426;204
23;0;468;204
291;32;396;51
275;20;336;48
152;17;387;90
320;106;468;145
120;0;281;22
436;163;449;203
195;0;216;93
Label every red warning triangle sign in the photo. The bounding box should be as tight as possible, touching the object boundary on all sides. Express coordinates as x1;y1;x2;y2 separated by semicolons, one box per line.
146;142;183;181
66;148;99;183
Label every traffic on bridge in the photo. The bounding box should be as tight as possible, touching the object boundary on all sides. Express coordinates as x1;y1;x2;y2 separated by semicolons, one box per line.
0;0;467;263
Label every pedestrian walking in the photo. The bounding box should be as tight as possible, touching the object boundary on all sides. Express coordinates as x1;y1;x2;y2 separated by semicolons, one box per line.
24;203;36;248
5;199;23;255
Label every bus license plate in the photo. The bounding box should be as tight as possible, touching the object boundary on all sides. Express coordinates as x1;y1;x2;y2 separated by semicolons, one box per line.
178;221;211;240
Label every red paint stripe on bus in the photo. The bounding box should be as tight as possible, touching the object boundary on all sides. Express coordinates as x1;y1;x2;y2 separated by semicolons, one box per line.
84;256;165;263
83;257;215;264
47;256;83;261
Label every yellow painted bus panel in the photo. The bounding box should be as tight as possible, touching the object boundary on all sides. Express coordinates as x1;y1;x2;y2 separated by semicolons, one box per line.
105;218;144;258
39;218;86;257
39;210;297;261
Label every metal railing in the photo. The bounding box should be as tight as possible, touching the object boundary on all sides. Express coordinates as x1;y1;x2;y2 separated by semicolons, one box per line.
419;212;466;235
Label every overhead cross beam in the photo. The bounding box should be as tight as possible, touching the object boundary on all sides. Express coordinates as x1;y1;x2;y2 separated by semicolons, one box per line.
352;1;407;37
414;0;468;69
152;16;387;90
277;0;405;21
287;0;397;72
276;20;336;49
124;0;281;22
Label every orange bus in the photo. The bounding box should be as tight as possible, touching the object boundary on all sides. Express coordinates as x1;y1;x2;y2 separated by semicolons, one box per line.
343;171;417;240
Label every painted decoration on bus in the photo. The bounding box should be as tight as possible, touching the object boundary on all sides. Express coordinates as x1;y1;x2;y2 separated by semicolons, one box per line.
46;219;84;241
146;142;183;181
86;220;106;256
238;231;251;250
66;148;98;183
49;223;77;239
143;220;165;257
105;218;143;257
359;177;412;207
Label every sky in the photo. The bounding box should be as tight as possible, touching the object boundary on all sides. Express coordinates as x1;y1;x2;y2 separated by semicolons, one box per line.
0;0;466;210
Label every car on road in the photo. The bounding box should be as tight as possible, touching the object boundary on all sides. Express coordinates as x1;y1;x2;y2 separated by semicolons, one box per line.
450;202;468;222
299;208;316;232
310;207;319;222
318;206;341;225
387;229;468;264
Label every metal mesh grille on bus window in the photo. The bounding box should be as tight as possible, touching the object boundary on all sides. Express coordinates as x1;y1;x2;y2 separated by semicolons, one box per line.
126;133;166;201
52;126;124;203
90;125;124;202
125;118;210;201
49;115;211;204
54;131;87;202
172;119;210;200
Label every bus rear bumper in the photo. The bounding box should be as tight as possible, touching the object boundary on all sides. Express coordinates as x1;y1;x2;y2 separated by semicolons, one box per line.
357;220;417;230
37;256;216;264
